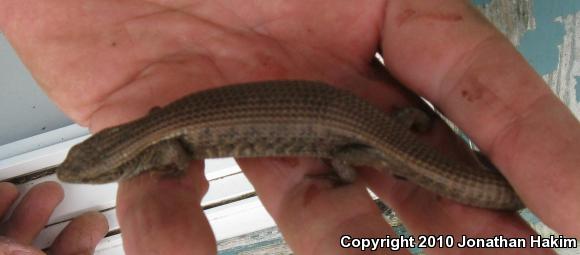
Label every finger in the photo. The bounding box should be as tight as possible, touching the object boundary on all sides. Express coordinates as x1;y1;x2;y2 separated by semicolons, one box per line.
49;211;108;255
116;161;216;255
361;168;555;255
0;236;44;255
239;158;410;255
0;182;19;218
2;181;63;244
381;0;580;236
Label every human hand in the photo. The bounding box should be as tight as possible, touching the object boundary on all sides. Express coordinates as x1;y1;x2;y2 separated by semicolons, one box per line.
0;182;108;254
1;0;578;254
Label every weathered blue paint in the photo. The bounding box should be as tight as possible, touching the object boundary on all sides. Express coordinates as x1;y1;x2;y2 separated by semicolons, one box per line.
518;0;580;100
521;0;580;107
472;0;580;105
468;1;564;75
518;0;580;76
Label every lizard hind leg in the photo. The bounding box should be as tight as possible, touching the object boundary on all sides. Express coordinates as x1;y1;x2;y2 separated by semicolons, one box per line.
119;139;193;180
391;107;434;133
330;143;401;183
329;158;358;183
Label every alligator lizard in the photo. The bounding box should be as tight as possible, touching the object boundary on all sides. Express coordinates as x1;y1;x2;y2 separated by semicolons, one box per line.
56;80;523;210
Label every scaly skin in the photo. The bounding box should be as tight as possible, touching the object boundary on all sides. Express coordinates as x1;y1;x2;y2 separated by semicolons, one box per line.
57;80;523;210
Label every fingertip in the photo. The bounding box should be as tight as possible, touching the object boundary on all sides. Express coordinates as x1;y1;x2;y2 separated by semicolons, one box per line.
80;211;110;235
0;182;19;216
0;182;18;195
38;181;65;201
116;163;216;254
49;211;109;255
28;181;65;209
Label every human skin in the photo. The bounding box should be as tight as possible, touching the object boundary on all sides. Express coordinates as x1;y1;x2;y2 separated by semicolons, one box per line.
0;182;108;254
0;0;579;254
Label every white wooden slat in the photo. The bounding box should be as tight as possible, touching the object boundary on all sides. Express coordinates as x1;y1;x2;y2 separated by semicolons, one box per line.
0;124;89;181
0;125;89;161
203;170;254;206
34;196;276;253
206;197;275;241
95;236;125;255
204;158;240;180
0;135;88;180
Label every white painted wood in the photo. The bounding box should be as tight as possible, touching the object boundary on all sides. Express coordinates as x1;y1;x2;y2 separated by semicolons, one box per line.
0;124;89;161
95;236;125;255
36;197;275;253
206;197;275;242
203;171;254;206
0;135;88;181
